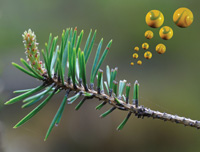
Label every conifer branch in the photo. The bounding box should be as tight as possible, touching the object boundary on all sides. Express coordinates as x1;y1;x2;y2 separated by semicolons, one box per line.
4;28;200;141
43;74;200;129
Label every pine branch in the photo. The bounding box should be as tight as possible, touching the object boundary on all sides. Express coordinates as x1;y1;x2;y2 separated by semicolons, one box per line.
5;28;200;141
41;74;200;129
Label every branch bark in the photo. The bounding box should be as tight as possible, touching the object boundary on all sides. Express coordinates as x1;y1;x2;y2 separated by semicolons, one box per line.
45;76;200;129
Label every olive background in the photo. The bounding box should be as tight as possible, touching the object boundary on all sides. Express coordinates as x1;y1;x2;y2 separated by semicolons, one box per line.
0;0;200;152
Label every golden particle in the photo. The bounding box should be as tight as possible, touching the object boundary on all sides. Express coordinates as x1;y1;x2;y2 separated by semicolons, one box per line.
144;30;154;39
173;7;193;28
156;43;166;54
159;26;173;40
142;43;149;50
133;53;139;59
144;51;152;59
145;10;164;28
134;46;139;51
137;60;142;65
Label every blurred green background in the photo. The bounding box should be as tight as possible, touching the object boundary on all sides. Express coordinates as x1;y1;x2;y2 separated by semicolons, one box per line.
0;0;200;151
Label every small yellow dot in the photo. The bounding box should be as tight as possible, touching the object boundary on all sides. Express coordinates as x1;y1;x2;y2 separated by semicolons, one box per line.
159;26;173;40
156;44;166;54
133;53;138;59
173;7;193;28
137;60;142;65
142;43;149;50
144;51;152;59
145;10;164;28
130;62;134;66
134;47;139;51
144;30;154;39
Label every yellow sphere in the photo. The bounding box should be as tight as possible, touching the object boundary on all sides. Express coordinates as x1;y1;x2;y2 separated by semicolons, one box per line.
137;60;142;65
159;26;173;40
134;46;139;51
142;43;149;50
145;10;164;28
144;30;154;39
173;7;193;28
144;51;152;59
130;62;134;66
156;44;166;54
132;53;138;59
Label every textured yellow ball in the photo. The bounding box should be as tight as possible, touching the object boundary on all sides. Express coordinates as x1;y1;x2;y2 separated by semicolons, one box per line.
137;60;142;65
144;30;154;39
145;10;164;28
144;51;152;59
173;7;193;28
159;26;173;40
132;53;138;59
156;44;166;54
134;46;139;51
142;43;149;50
130;62;134;66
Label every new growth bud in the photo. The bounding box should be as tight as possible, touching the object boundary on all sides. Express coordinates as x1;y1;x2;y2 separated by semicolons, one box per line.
22;29;44;74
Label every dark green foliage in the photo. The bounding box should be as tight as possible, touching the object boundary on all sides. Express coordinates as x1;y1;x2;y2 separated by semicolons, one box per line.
42;49;51;77
106;65;110;85
104;81;109;94
57;50;65;84
95;65;118;110
78;48;82;81
13;88;33;93
97;69;103;93
67;92;81;104
14;90;56;128
75;97;86;111
133;80;139;107
113;81;118;96
23;85;54;103
12;62;39;79
95;101;107;110
118;80;126;98
22;95;44;108
20;58;44;80
125;83;131;103
100;107;116;118
117;112;131;131
5;85;45;105
90;40;112;84
80;51;88;91
90;38;103;84
71;48;77;87
85;30;96;63
44;90;69;141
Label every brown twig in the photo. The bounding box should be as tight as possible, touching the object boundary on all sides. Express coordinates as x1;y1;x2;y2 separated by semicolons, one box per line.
45;75;200;129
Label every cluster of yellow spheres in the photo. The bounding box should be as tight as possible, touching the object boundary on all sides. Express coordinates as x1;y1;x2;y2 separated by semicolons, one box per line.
131;43;152;66
130;7;193;67
145;10;174;40
130;60;143;66
145;8;193;40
